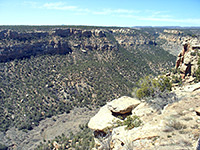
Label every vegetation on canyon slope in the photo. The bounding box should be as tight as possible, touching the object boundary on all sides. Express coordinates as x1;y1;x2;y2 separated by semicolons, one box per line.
36;124;94;150
0;26;177;133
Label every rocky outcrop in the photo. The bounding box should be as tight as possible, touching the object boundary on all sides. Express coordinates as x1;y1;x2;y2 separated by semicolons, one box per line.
89;85;200;150
175;38;200;79
0;39;72;62
88;105;119;131
112;28;157;50
88;96;140;131
88;96;159;149
0;29;49;40
163;29;183;34
107;96;140;114
110;124;159;150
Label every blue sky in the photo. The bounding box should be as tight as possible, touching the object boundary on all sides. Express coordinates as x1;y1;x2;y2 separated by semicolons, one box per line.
0;0;200;26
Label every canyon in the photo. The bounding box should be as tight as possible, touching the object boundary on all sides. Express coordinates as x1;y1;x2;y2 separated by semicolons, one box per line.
0;26;199;149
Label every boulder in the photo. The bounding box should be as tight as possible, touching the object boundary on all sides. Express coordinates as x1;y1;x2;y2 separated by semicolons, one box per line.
88;96;141;131
107;96;140;114
88;105;120;131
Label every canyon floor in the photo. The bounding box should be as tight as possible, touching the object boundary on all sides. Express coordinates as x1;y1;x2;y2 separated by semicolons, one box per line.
0;107;97;150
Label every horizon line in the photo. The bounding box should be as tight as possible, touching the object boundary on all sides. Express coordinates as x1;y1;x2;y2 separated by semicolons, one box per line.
0;24;200;28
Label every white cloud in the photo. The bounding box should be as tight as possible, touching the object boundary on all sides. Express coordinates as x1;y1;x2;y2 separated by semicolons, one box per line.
23;1;39;8
93;8;140;15
43;2;77;10
41;3;138;15
23;2;200;26
40;2;90;14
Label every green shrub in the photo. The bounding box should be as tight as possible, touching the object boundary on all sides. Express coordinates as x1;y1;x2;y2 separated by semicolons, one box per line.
153;76;172;92
124;115;142;130
136;86;153;99
112;115;142;130
171;75;182;85
195;68;200;82
135;75;172;99
195;58;200;82
191;52;197;56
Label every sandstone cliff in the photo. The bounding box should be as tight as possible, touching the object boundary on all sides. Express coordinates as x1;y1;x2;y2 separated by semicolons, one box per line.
1;27;197;63
175;38;200;79
0;28;114;62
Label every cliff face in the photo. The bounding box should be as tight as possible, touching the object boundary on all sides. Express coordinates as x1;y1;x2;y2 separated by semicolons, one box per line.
111;28;196;56
175;38;200;79
0;28;114;62
0;28;197;63
157;28;200;57
111;28;156;49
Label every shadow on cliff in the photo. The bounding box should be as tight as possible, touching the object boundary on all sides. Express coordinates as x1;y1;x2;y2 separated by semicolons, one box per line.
0;43;72;63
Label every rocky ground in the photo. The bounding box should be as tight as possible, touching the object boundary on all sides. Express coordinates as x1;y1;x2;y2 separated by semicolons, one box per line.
88;83;200;150
0;107;97;150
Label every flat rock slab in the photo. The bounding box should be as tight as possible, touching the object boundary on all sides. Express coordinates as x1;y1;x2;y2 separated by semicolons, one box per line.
107;96;141;114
